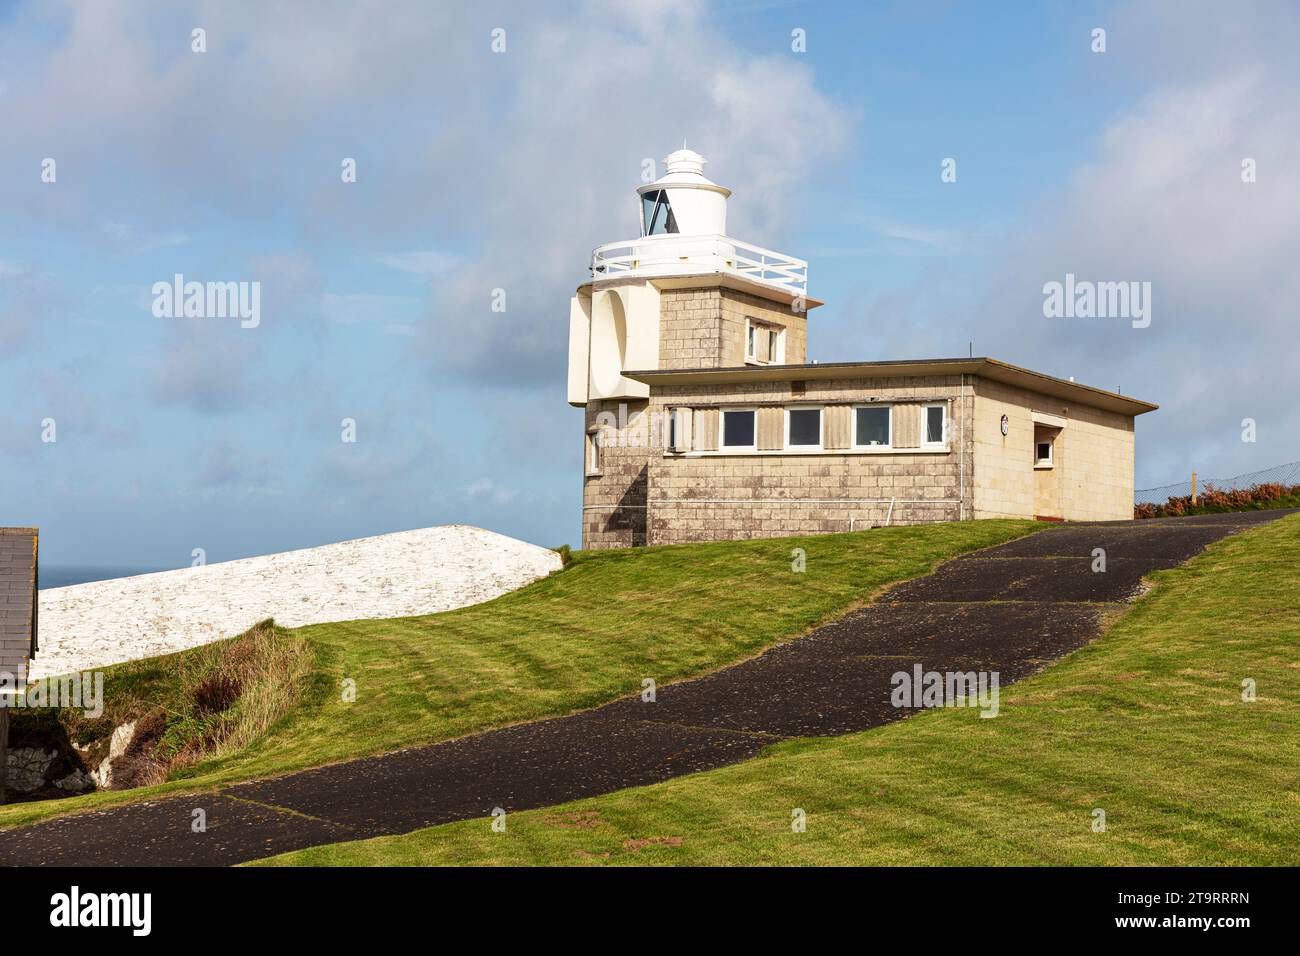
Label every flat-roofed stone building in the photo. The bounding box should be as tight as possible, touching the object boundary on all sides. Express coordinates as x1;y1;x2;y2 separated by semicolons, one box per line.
568;150;1156;548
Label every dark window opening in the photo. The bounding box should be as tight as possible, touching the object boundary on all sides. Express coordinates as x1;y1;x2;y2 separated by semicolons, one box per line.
925;405;945;444
722;409;755;447
856;406;890;446
788;408;821;447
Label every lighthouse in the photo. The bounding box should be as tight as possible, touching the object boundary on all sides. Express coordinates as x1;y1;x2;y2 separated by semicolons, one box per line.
569;148;817;547
566;147;1155;550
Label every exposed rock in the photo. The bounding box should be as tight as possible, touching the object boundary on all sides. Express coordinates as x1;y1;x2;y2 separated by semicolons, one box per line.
53;769;95;793
105;712;167;790
5;747;57;793
91;720;136;790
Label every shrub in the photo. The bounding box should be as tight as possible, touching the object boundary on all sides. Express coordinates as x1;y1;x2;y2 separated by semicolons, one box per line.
193;672;243;715
49;619;315;791
1135;482;1300;519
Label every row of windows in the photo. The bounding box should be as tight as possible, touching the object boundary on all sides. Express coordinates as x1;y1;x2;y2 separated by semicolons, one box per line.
591;404;950;474
710;403;948;452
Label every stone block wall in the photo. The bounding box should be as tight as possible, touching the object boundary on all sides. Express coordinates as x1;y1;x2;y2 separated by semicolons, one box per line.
581;399;655;548
642;374;974;545
717;287;808;366
658;286;807;369
972;378;1135;521
658;288;725;370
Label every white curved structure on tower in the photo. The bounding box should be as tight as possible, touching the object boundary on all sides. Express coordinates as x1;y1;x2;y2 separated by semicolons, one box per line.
570;148;809;405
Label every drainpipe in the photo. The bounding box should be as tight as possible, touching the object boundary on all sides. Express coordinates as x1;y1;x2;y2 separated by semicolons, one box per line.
0;706;8;804
959;373;967;521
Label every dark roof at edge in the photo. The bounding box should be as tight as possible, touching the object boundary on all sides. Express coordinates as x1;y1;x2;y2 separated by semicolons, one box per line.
0;528;38;684
623;357;1158;416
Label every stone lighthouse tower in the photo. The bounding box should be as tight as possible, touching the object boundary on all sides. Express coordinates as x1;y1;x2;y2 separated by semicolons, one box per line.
568;148;818;548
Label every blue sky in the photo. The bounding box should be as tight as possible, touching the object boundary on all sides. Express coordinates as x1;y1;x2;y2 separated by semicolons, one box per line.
2;0;1297;567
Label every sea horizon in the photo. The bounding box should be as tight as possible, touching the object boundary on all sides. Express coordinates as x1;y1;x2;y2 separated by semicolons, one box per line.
40;566;172;589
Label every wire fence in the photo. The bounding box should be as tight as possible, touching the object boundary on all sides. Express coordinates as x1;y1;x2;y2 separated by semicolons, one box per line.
1134;460;1300;506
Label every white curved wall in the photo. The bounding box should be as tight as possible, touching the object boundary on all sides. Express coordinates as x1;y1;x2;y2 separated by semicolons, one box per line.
567;293;592;406
663;186;727;236
580;283;659;401
589;289;628;397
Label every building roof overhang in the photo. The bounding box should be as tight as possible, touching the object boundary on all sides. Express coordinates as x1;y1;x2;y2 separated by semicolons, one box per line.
576;271;824;312
623;357;1158;416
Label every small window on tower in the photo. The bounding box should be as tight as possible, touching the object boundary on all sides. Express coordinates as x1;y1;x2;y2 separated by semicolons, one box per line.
641;191;657;234
641;190;679;236
745;319;783;364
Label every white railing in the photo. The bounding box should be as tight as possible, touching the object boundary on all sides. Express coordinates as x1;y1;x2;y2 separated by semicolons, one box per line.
591;234;807;296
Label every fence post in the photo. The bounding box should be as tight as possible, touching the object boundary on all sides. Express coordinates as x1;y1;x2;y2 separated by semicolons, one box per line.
1191;470;1198;505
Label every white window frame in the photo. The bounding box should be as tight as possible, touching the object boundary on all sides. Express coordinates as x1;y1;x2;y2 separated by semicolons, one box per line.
1035;438;1054;469
719;407;758;452
852;404;893;449
744;318;784;365
922;402;948;448
667;407;678;452
785;405;824;450
586;428;602;475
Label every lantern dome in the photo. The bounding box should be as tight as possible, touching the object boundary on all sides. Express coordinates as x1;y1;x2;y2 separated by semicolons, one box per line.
636;148;731;237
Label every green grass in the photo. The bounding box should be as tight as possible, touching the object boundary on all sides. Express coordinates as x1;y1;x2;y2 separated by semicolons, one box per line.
58;619;314;780
0;519;1033;829
253;513;1300;866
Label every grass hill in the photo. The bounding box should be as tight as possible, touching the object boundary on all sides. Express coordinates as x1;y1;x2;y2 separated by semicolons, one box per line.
1;519;1033;829
254;513;1300;866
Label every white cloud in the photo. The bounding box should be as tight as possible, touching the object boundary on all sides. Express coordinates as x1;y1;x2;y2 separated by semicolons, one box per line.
102;221;190;252
462;477;519;506
321;292;414;325
818;2;1300;487
413;3;854;385
374;250;459;276
0;2;852;389
148;321;256;414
